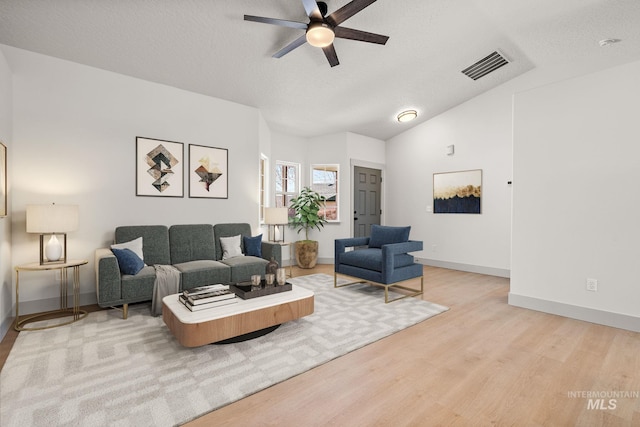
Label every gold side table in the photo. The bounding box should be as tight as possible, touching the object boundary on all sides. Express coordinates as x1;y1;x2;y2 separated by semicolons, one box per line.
15;259;89;331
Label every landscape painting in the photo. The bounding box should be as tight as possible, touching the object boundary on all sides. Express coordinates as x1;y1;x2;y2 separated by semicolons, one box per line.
433;169;482;214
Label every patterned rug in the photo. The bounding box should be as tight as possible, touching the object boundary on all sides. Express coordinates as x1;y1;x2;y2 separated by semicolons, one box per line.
0;273;448;426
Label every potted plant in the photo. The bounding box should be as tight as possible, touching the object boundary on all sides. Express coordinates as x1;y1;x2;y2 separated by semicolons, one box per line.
289;187;327;269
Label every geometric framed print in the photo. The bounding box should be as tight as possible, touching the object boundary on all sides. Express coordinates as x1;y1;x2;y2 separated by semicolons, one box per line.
433;169;482;214
188;144;228;199
136;137;184;197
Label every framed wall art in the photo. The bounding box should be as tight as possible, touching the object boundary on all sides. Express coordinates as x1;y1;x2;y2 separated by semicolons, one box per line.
189;144;228;199
433;169;482;214
136;137;184;197
0;142;6;216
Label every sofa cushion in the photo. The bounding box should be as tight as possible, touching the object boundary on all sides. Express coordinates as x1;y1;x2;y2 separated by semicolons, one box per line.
340;248;414;272
111;237;144;263
220;235;244;259
220;256;269;283
214;223;252;261
169;224;216;264
121;265;157;299
243;234;262;257
368;225;411;248
115;225;170;266
111;248;144;275
173;260;231;290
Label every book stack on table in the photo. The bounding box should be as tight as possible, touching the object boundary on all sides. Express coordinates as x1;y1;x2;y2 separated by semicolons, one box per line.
179;284;237;312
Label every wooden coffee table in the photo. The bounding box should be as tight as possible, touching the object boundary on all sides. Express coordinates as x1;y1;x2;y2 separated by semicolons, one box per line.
162;285;314;347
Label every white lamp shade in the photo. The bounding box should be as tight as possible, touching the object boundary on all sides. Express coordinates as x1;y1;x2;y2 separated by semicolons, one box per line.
26;204;79;233
264;207;289;225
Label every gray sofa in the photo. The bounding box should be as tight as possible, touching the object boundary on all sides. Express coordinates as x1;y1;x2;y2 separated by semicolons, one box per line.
94;223;281;318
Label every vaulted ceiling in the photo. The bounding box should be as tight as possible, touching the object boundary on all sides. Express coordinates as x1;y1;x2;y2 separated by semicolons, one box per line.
1;0;639;140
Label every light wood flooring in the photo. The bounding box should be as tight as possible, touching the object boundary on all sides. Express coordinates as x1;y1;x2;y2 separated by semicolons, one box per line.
2;265;639;426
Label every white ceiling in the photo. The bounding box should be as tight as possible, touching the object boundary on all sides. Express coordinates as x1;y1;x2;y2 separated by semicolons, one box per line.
1;0;639;140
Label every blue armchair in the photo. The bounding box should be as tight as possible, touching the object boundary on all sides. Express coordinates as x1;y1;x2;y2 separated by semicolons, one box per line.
334;225;424;303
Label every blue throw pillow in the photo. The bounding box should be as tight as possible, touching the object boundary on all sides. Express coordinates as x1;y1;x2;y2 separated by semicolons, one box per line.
243;234;262;257
368;225;411;248
112;248;144;275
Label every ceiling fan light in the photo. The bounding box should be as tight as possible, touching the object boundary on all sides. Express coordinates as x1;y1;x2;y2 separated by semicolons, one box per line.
306;22;335;48
397;110;418;123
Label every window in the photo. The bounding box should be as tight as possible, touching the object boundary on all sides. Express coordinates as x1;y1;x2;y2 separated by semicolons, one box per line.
311;164;339;222
275;161;299;210
259;154;268;223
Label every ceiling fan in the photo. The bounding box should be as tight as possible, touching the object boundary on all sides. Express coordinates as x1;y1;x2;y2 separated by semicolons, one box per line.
244;0;389;67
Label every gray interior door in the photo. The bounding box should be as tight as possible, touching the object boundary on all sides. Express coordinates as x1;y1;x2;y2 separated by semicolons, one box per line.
353;166;382;238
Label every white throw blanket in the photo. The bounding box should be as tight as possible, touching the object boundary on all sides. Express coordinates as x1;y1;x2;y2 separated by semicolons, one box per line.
152;265;181;316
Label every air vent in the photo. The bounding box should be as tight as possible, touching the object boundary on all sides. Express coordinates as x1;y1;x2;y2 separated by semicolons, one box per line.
461;51;509;80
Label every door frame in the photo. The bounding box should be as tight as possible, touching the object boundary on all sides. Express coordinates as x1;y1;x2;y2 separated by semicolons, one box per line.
350;159;386;238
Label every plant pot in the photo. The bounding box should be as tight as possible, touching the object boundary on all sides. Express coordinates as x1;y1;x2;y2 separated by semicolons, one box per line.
295;240;318;269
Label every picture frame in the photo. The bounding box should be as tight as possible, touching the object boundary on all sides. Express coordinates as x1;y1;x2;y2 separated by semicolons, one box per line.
433;169;482;214
0;142;6;216
188;144;228;199
136;137;184;197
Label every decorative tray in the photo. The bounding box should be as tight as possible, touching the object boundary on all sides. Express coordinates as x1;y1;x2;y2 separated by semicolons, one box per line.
230;281;292;299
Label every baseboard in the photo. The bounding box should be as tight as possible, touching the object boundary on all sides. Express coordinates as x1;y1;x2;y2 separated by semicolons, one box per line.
416;258;510;278
508;293;640;333
0;314;12;341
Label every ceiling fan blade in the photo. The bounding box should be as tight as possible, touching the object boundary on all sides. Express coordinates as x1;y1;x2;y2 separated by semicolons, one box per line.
334;26;388;45
301;0;322;20
322;44;340;67
244;15;308;30
326;0;377;27
273;34;308;58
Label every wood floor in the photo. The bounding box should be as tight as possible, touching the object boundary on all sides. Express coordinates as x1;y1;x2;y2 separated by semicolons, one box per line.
2;265;639;426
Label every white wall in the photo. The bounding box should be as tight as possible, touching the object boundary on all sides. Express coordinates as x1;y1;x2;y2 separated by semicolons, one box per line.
385;84;513;277
510;60;640;331
0;48;12;337
3;45;262;316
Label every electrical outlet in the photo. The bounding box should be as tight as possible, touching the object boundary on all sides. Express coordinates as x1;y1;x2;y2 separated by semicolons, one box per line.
586;278;598;292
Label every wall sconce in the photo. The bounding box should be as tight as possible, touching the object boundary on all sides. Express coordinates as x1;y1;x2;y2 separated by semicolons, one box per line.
26;203;79;265
264;207;289;243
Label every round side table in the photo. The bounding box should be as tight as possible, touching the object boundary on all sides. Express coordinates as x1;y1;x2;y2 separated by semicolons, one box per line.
15;259;89;331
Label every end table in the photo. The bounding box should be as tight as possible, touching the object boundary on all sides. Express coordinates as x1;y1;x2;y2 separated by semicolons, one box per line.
14;259;89;331
267;241;294;278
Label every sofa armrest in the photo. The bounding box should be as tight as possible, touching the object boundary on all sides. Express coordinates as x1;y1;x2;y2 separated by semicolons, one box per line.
381;240;423;256
261;241;282;266
95;248;122;307
335;237;370;254
335;237;370;270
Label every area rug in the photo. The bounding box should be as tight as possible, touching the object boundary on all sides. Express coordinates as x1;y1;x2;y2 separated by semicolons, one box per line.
0;273;448;427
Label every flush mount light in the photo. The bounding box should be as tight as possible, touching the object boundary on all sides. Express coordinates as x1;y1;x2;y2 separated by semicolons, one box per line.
397;110;418;123
306;22;335;48
599;38;621;47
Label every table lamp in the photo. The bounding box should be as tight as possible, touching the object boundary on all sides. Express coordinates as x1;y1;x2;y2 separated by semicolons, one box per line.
264;207;289;242
26;203;79;265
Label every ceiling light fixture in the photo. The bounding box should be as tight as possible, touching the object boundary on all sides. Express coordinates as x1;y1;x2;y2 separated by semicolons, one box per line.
306;22;335;48
397;110;418;123
599;38;621;47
